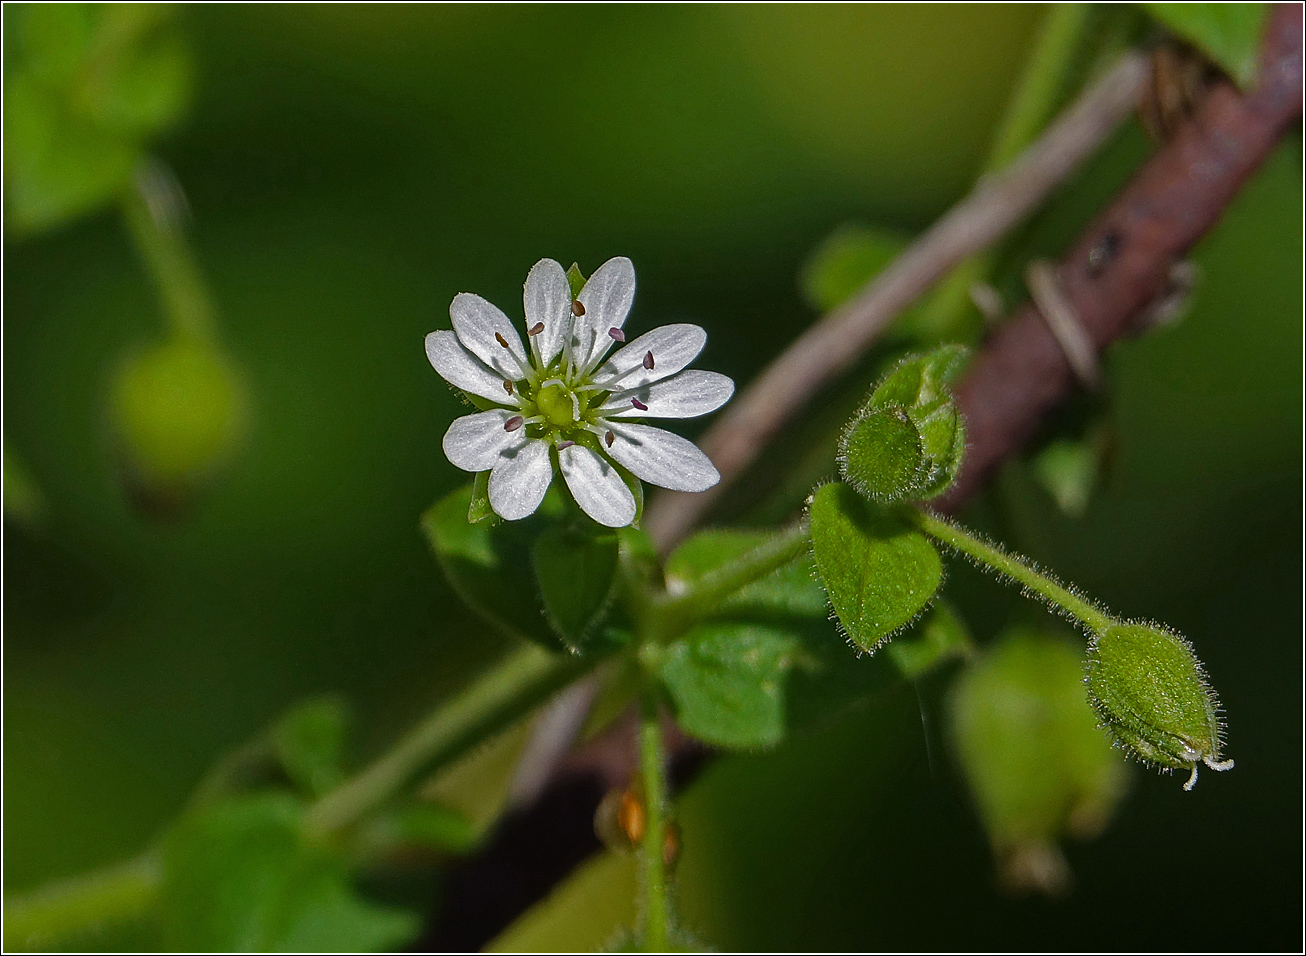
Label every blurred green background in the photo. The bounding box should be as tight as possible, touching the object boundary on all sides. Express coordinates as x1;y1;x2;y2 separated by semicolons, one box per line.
4;4;1300;951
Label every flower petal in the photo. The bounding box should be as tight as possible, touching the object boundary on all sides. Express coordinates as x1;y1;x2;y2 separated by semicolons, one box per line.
442;409;529;472
450;293;530;381
600;369;735;420
426;330;521;404
523;258;572;367
591;324;706;391
571;256;636;373
559;444;637;528
603;422;720;493
488;439;554;520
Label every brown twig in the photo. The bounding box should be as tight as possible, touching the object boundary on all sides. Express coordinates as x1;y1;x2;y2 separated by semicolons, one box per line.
644;51;1152;553
939;2;1303;511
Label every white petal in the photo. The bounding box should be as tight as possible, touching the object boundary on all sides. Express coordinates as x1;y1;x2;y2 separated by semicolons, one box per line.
488;439;554;521
442;409;529;472
602;422;720;493
571;256;636;373
600;370;735;420
523;259;572;367
591;324;706;391
450;293;530;381
559;444;637;528
426;330;521;404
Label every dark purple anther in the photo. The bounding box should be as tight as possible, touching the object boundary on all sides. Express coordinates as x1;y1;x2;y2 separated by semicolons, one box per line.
495;332;510;349
631;397;648;411
504;416;524;432
608;327;626;342
502;379;514;394
642;351;655;370
528;322;545;335
572;299;586;317
556;440;576;450
605;430;615;448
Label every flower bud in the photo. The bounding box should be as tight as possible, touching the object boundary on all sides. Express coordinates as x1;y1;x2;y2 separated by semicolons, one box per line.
110;337;247;512
1086;621;1232;790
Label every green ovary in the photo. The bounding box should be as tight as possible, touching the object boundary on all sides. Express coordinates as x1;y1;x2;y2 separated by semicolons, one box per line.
536;383;578;429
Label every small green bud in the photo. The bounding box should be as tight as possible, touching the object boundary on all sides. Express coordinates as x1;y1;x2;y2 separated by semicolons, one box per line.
1086;621;1232;790
838;345;968;502
110;337;247;510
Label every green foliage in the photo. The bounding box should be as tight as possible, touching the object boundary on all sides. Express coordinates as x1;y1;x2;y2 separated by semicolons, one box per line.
1143;2;1267;88
1030;433;1103;518
468;471;496;523
799;223;909;313
271;698;349;800
809;483;942;653
109;337;247;492
566;262;588;299
161;794;418;952
4;3;192;235
533;523;620;651
3;444;45;524
885;600;972;680
1086;621;1228;777
652;623;799;749
664;530;827;621
948;628;1129;895
422;483;567;651
839;346;968;502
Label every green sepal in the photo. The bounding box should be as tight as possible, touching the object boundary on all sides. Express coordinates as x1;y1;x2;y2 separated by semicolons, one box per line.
566;262;587;299
160;793;419;952
421;483;566;651
838;405;926;503
1143;2;1267;88
808;483;943;653
650;623;799;750
1086;621;1229;780
467;471;496;524
532;523;620;652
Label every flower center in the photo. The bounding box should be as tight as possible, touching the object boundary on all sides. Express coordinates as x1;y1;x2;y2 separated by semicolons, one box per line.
536;383;576;429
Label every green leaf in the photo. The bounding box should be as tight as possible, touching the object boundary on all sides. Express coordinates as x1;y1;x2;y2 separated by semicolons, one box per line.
799;223;909;312
161;794;419;952
808;483;943;653
271;698;349;799
566;262;587;299
886;600;972;680
422;483;564;651
1144;3;1267;88
867;345;969;411
948;628;1128;894
653;623;799;750
664;530;827;620
532;523;619;650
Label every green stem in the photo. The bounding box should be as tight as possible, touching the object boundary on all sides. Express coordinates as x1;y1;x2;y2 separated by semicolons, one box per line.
638;686;670;952
305;642;586;836
121;165;217;343
910;508;1115;634
3;854;160;952
648;521;809;640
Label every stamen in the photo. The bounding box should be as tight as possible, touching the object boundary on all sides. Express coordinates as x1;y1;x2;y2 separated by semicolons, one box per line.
608;327;625;342
572;299;586;316
504;416;524;432
605;430;615;448
643;351;655;370
631;397;648;411
495;332;510;349
503;380;514;395
556;440;576;450
571;391;581;420
527;322;545;335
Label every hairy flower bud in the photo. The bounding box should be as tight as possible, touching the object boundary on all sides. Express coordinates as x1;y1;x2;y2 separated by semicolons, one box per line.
1086;622;1232;790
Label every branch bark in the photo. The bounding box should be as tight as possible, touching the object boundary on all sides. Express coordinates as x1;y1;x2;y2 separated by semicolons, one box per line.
939;2;1303;511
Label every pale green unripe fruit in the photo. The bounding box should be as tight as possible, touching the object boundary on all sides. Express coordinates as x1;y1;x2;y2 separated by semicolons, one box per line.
111;337;246;498
1086;622;1232;790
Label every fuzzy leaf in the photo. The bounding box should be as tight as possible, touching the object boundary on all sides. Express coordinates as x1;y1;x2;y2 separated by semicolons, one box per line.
532;523;619;651
665;530;827;620
654;623;799;750
809;483;942;652
1144;3;1267;88
161;794;418;952
422;483;564;651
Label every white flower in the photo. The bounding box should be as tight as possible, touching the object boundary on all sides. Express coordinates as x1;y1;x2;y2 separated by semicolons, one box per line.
425;257;734;528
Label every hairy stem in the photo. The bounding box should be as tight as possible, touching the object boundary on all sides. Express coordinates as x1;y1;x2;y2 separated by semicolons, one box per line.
638;687;670;952
909;508;1114;634
121;163;217;343
3;854;160;951
305;643;587;835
